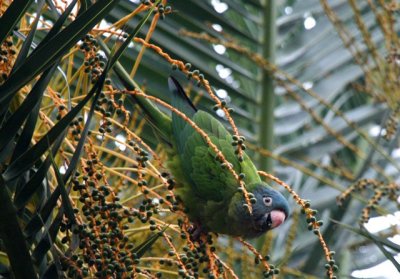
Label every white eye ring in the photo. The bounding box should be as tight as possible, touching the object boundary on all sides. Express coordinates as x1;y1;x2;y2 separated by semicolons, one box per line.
263;196;273;206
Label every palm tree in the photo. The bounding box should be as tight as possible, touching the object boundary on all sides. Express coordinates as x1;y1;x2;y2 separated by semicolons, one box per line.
0;0;399;278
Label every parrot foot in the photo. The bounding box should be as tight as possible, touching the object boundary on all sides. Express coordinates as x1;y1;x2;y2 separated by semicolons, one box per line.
188;223;207;242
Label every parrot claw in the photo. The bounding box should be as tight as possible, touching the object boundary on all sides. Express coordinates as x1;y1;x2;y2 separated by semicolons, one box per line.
188;222;206;242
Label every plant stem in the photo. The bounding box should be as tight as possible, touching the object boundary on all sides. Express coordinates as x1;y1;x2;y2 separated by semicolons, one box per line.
259;0;276;173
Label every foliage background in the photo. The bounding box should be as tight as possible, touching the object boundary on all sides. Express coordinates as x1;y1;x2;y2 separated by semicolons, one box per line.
0;0;399;278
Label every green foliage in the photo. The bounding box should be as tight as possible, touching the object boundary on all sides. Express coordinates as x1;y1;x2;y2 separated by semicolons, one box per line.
0;0;399;278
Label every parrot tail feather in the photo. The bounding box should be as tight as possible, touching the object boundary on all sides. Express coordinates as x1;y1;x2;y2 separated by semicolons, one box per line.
168;76;197;116
169;76;199;154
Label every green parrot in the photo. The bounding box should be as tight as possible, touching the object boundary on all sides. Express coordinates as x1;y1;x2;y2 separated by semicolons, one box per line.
134;76;289;239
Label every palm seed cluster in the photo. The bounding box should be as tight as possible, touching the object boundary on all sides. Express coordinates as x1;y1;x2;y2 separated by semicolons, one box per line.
338;178;400;224
0;36;16;84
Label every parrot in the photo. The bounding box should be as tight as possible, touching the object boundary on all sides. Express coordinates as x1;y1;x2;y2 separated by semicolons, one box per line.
133;76;289;239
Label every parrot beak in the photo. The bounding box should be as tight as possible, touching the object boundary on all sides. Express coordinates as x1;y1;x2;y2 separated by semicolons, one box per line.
255;209;287;234
269;210;286;229
269;210;286;228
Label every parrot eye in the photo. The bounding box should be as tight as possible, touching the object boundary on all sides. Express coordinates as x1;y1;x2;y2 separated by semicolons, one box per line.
263;196;273;206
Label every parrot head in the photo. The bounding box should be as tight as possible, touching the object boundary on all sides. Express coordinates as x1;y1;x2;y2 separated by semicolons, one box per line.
233;182;289;238
251;183;289;232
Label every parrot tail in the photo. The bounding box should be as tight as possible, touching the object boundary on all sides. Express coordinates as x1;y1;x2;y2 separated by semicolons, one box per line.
168;76;198;154
168;76;197;116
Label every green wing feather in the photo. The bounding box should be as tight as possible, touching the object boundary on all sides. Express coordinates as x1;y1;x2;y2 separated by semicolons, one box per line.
182;111;261;200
